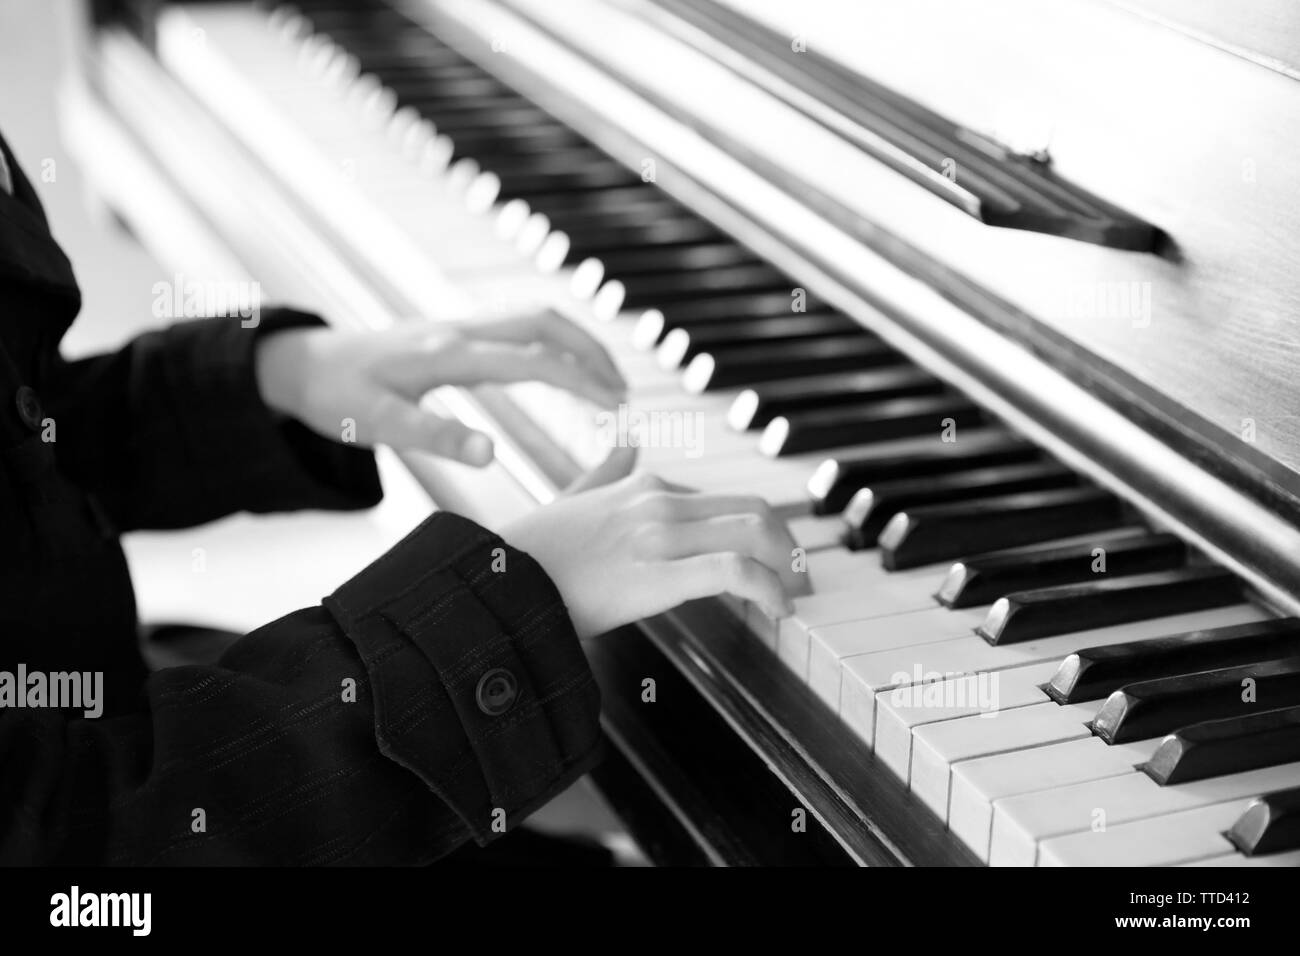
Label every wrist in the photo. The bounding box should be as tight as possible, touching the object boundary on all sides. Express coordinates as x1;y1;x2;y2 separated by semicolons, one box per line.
253;327;316;420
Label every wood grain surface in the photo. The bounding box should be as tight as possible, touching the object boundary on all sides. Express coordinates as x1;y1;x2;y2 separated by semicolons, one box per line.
713;0;1300;498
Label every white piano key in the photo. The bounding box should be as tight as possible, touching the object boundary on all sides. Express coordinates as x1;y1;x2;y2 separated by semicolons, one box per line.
632;417;763;466
910;699;1102;819
836;604;1265;746
592;279;626;320
744;548;873;650
786;514;847;552
806;605;987;713
515;212;551;255
1039;799;1248;867
949;735;1158;863
569;257;605;299
989;759;1300;867
780;578;952;676
770;570;961;678
495;198;531;239
875;660;1065;784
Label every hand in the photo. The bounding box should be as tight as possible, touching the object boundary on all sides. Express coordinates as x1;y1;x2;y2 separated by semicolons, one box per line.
501;468;813;639
253;311;626;465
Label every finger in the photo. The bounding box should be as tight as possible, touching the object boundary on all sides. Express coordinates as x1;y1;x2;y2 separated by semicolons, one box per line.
564;445;637;495
368;391;495;465
636;491;777;523
469;310;626;392
659;552;793;620
617;471;694;495
448;341;625;407
645;513;812;598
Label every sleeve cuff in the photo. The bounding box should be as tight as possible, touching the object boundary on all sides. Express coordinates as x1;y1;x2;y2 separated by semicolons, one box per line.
323;511;604;843
161;308;382;515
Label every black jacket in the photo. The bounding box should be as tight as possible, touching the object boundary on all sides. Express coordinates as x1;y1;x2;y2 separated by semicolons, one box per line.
0;132;602;865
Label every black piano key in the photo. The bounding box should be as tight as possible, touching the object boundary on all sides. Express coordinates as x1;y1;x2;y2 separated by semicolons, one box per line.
937;531;1185;608
397;76;518;102
683;336;902;393
762;394;985;457
878;486;1126;571
1046;618;1300;704
491;164;640;197
977;566;1242;646
1228;786;1300;856
389;70;515;95
509;183;669;212
633;292;816;347
382;64;503;93
454;150;641;194
728;367;945;430
529;196;690;232
460;146;625;176
619;264;795;309
295;8;419;35
435;143;634;188
658;313;857;368
1142;705;1300;785
596;242;763;279
306;29;428;51
441;124;582;157
565;218;724;260
659;291;811;321
351;48;472;72
841;460;1079;549
1092;656;1300;744
806;431;1040;515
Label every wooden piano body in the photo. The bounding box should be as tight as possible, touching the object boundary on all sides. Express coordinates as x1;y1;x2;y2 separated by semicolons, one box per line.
63;0;1300;864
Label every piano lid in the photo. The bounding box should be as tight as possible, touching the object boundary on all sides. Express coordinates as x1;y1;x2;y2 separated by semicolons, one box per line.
695;0;1300;502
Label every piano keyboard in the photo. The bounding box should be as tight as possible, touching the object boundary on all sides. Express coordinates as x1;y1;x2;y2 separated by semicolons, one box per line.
155;0;1300;866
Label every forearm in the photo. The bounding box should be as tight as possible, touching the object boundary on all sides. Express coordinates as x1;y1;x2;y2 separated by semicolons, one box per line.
3;513;601;865
44;309;382;531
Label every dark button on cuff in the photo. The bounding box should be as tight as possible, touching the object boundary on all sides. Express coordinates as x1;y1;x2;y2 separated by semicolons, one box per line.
14;386;42;432
475;668;518;716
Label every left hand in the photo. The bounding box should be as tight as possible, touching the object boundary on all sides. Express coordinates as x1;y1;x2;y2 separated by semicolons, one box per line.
501;467;811;639
253;310;627;465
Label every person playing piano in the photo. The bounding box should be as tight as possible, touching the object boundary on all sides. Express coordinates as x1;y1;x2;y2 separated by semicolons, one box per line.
0;131;804;864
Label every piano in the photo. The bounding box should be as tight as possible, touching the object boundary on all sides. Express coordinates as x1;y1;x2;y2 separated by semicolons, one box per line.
66;0;1300;865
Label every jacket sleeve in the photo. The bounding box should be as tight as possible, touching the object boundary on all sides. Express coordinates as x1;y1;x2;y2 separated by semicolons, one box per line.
0;512;604;865
43;308;382;532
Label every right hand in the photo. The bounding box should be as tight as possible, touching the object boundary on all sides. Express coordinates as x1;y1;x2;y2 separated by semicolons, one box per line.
254;310;626;466
501;466;812;640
